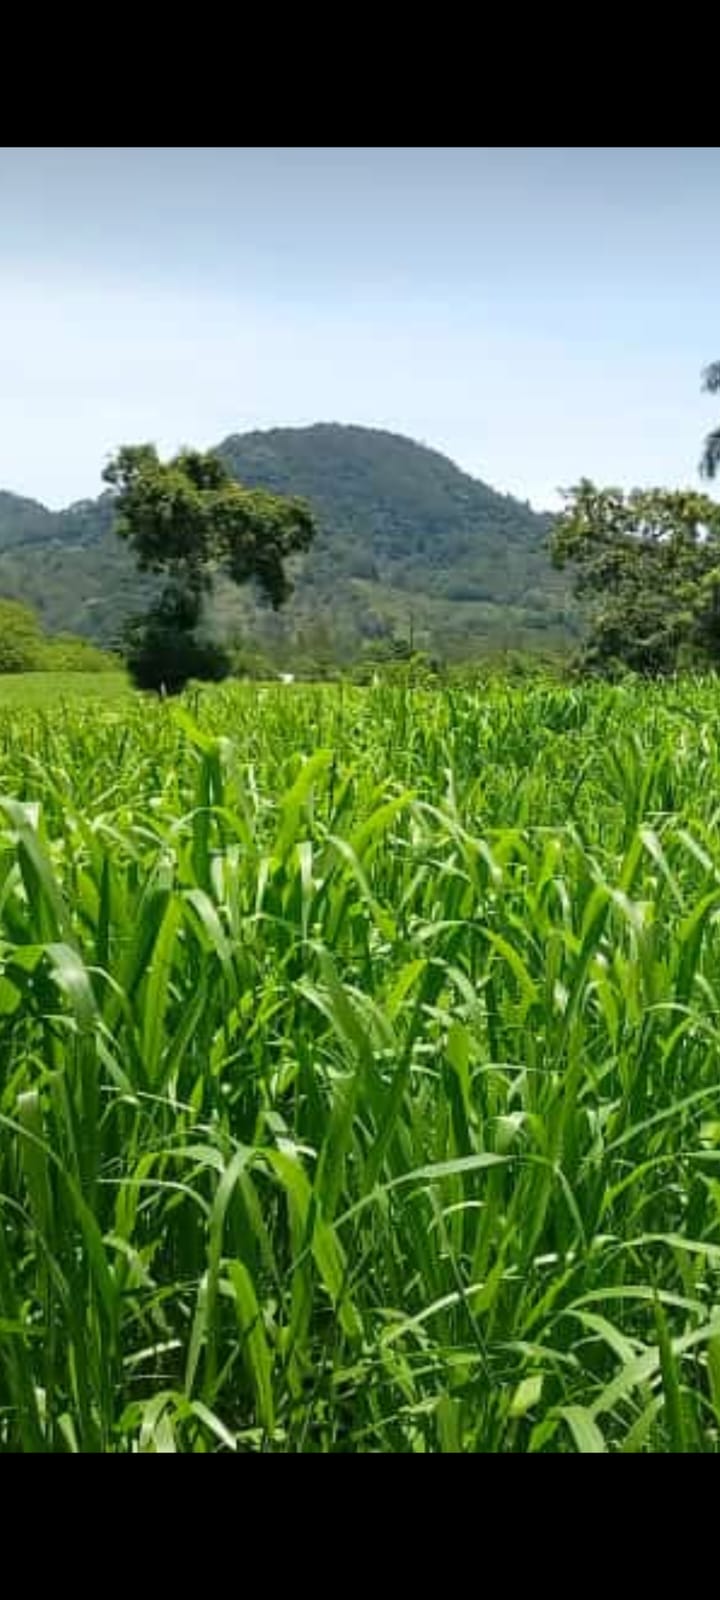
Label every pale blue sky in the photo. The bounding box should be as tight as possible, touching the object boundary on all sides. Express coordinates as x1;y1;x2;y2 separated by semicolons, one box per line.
0;147;718;509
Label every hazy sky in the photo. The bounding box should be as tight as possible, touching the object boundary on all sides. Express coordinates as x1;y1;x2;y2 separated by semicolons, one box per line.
1;147;718;510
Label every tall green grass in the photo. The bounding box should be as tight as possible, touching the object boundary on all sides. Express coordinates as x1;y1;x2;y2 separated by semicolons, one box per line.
2;676;720;1450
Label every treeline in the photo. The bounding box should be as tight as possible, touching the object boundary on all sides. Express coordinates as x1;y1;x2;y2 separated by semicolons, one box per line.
549;362;720;678
226;633;567;686
5;362;717;690
0;598;119;675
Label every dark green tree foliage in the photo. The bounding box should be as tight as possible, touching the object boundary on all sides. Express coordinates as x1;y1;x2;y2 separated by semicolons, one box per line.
701;361;720;480
121;590;231;695
103;445;316;690
552;480;720;675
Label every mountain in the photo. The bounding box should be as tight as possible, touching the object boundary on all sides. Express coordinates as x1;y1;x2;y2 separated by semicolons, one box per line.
0;425;575;660
0;492;57;548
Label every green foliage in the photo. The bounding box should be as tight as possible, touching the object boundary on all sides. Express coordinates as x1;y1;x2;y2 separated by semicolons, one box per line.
350;642;440;686
103;444;316;692
40;634;119;674
552;480;720;675
2;678;720;1449
0;428;571;658
0;598;117;676
229;642;278;681
0;492;56;548
0;597;45;672
217;424;569;656
124;611;231;694
103;444;316;611
446;647;568;686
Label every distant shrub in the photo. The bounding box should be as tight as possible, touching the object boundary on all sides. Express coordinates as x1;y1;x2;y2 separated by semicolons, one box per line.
0;597;116;675
449;649;570;687
350;649;440;687
0;598;47;672
230;645;276;681
41;633;119;673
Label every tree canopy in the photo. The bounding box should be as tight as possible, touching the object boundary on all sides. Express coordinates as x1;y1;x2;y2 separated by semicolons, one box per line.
104;445;316;610
103;444;316;688
552;480;720;675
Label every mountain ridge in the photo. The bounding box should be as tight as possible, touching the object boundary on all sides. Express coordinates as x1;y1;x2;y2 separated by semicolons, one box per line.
0;424;574;660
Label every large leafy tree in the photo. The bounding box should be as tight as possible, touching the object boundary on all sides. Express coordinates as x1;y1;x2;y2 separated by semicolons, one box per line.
103;445;316;689
701;362;720;480
552;480;720;675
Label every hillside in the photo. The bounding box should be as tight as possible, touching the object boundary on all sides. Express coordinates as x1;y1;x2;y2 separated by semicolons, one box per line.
0;425;575;660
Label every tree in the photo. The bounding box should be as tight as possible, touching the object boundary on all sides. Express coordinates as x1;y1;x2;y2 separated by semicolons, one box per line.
103;445;316;690
552;480;720;675
121;594;232;695
701;362;720;480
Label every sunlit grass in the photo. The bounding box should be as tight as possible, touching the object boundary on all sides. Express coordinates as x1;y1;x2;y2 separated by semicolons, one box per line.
0;671;130;709
2;675;720;1451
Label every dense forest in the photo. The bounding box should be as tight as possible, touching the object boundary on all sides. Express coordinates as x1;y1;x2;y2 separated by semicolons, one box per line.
0;426;575;663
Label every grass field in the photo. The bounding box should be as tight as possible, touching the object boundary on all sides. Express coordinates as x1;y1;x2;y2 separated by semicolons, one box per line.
3;675;720;1451
0;671;130;709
